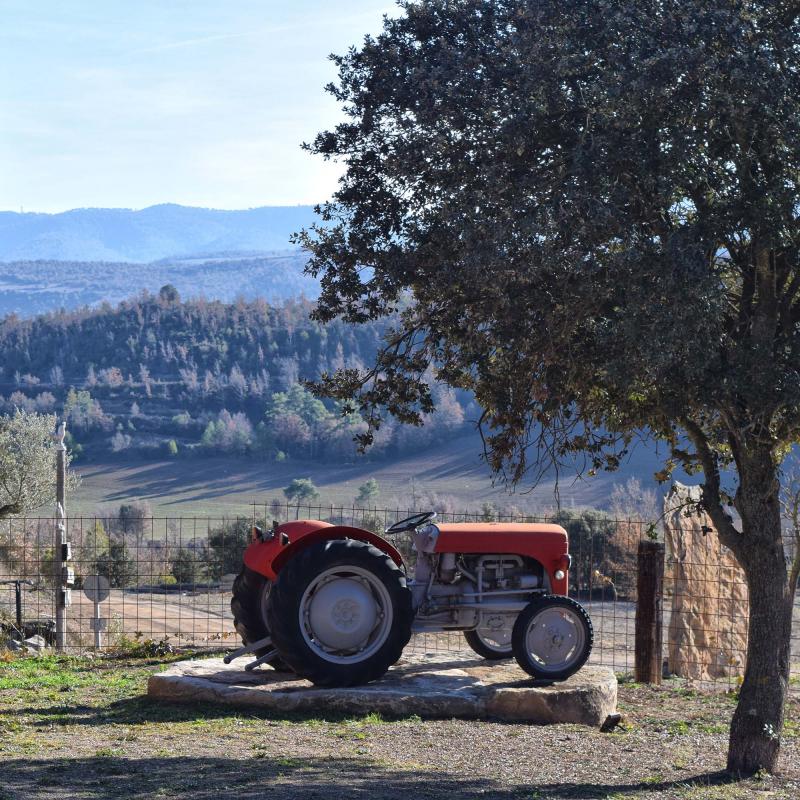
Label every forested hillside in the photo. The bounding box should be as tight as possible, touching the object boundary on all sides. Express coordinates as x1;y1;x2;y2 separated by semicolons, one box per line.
0;289;472;462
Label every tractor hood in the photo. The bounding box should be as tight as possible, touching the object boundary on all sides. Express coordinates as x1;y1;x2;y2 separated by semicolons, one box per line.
433;522;570;594
435;522;567;538
434;522;568;556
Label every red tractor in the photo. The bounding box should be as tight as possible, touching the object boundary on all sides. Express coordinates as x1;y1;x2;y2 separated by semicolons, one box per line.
227;512;593;686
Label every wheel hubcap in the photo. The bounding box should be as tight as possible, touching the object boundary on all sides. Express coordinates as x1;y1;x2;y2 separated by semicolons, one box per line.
308;578;378;651
525;606;585;672
300;566;393;664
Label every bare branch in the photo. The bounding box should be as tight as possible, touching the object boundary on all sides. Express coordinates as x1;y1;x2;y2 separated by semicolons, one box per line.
779;466;800;599
682;417;742;549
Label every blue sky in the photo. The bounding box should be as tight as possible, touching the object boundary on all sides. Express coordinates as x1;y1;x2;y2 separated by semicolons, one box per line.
0;1;397;212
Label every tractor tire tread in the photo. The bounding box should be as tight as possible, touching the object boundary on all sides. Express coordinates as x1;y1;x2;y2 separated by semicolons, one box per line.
463;629;513;660
229;565;290;671
267;538;412;687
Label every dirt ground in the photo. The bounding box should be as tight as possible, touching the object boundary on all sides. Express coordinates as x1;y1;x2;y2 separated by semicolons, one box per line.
0;653;798;800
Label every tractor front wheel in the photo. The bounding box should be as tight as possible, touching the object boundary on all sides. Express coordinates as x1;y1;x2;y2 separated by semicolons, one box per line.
267;538;413;687
511;595;593;680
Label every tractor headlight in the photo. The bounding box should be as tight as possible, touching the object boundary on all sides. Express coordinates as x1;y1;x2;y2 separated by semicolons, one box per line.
555;569;566;581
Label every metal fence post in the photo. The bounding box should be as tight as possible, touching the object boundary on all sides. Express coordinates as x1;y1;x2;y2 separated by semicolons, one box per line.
14;580;22;631
635;539;665;683
53;420;69;651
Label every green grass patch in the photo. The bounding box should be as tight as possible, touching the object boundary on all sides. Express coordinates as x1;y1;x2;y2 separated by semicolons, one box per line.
667;720;691;735
0;655;103;691
667;719;728;736
0;650;796;800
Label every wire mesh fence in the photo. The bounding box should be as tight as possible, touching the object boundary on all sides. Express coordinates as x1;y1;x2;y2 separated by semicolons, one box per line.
0;503;797;692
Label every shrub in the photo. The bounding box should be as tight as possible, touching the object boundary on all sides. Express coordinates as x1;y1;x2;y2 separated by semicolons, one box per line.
554;508;637;599
170;548;205;585
117;501;152;537
206;517;264;580
96;540;138;588
110;431;132;452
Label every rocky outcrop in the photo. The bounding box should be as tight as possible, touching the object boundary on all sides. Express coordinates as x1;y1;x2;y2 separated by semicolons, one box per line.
148;654;617;727
663;483;749;680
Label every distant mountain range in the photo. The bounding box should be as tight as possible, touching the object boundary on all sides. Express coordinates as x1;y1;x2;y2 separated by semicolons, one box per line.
0;203;317;262
0;253;320;317
0;204;324;316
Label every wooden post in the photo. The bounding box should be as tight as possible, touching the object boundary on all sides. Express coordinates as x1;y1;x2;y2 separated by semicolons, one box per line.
635;540;665;684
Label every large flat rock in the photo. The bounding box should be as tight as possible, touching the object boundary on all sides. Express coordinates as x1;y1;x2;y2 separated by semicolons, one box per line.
148;653;617;727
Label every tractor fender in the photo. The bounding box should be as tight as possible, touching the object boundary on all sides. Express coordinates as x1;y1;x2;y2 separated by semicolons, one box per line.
245;524;404;581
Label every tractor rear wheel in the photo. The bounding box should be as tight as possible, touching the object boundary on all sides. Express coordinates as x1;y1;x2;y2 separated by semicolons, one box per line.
230;566;290;671
511;595;593;680
267;538;413;687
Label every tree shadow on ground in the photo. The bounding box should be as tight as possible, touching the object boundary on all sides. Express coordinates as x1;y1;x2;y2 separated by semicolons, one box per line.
2;696;337;727
0;756;740;800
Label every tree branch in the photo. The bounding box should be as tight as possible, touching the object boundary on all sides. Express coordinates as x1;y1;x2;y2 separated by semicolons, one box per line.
0;502;21;519
682;417;742;550
779;469;800;600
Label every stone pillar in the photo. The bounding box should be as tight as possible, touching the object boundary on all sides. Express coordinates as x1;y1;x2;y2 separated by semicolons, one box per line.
663;483;749;680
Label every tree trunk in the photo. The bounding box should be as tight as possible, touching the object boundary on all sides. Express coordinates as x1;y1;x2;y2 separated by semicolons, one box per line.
727;558;793;774
726;453;793;775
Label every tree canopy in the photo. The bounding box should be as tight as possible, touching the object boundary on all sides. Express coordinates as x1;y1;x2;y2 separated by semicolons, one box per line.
284;478;320;504
300;0;800;774
303;0;800;485
0;410;73;518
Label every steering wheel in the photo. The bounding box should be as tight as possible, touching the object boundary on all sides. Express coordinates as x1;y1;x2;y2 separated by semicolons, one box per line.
384;511;437;535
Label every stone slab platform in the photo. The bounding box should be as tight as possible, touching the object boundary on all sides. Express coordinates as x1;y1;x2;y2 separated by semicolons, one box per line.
148;653;617;727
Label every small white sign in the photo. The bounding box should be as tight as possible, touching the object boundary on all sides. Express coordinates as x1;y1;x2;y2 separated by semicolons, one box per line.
83;574;111;602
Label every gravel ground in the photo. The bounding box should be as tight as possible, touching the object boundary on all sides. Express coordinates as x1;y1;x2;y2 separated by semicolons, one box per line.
0;653;798;800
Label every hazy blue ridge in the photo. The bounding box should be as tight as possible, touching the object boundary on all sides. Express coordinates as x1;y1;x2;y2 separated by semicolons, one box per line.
0;204;325;316
0;203;318;262
0;253;320;318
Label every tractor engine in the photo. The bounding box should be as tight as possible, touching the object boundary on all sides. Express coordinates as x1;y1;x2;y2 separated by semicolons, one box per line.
409;525;545;633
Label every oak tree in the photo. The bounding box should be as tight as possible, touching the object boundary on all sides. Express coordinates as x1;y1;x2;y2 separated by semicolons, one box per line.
299;0;800;774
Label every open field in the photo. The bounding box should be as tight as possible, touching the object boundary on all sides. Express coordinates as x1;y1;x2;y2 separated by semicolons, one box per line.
71;433;673;517
0;653;798;800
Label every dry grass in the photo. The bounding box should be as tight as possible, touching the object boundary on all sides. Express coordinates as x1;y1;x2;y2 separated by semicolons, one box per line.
0;653;798;800
70;436;657;517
